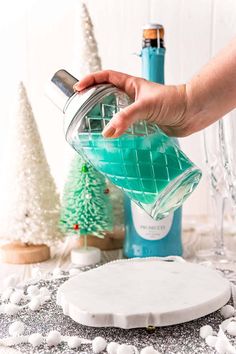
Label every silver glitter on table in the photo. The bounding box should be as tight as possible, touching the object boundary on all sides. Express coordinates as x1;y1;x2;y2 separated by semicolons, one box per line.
0;267;235;354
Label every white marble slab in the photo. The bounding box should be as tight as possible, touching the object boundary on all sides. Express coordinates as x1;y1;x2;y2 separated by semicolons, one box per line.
57;258;231;329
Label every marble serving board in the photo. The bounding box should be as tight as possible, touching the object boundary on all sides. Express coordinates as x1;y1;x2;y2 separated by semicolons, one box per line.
57;258;231;329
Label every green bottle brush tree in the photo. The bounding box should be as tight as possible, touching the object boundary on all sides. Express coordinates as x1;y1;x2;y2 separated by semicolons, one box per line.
60;154;113;265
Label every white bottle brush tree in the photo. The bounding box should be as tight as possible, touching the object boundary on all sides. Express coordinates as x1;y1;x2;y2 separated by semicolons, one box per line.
73;1;102;77
0;82;63;248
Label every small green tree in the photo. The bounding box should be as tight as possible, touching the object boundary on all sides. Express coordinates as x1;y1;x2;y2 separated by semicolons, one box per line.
60;154;113;247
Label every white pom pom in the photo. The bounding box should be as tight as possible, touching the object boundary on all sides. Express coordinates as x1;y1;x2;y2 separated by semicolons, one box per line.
215;336;228;354
226;321;236;336
39;287;50;298
28;333;44;347
220;305;235;319
221;318;234;331
107;342;120;354
117;344;134;354
141;346;160;354
1;287;13;301
200;325;213;339
67;336;81;349
92;336;107;353
27;285;40;297
4;303;20;315
9;321;25;336
205;335;217;347
4;274;18;288
53;268;62;278
10;290;23;304
28;297;41;311
46;330;61;347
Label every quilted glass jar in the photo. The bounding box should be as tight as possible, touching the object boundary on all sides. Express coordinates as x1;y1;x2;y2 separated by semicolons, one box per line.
49;70;202;220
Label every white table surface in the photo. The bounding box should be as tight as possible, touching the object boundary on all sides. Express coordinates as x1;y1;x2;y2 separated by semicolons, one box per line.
1;231;236;353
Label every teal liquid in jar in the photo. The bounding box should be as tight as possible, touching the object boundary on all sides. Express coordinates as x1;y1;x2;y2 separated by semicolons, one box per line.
47;69;201;221
71;121;200;220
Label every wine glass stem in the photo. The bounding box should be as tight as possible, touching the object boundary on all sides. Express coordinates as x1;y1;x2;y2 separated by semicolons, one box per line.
212;194;226;255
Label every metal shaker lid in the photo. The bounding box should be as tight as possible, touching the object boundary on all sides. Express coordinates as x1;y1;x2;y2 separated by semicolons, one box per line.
46;69;78;111
64;83;118;141
46;69;121;141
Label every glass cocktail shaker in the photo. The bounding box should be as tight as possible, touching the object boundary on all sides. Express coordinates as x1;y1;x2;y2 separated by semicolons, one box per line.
47;69;202;220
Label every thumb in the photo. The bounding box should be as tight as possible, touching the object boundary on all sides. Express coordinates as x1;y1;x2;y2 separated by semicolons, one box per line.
102;101;147;138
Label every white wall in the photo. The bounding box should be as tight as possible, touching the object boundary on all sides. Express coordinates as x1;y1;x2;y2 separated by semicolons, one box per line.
0;0;236;218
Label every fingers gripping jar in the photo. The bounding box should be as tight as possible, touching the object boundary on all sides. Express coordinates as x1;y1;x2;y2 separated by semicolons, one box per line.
47;69;202;220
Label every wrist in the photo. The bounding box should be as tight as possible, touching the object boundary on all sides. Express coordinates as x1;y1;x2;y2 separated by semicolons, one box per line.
184;81;206;135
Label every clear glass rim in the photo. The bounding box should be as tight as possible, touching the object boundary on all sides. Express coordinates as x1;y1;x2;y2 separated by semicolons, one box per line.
146;166;202;220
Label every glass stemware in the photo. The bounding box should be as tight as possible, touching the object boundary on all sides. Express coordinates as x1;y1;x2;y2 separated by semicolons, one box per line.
196;120;232;264
220;111;236;261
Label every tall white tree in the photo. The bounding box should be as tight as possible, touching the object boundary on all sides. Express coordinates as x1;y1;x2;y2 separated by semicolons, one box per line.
0;82;63;246
73;1;102;77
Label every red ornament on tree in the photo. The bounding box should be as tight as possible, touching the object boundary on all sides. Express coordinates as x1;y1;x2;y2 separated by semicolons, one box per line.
104;188;110;194
73;224;79;230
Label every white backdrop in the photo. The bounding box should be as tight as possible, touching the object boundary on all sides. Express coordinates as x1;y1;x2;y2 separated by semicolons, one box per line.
0;0;236;218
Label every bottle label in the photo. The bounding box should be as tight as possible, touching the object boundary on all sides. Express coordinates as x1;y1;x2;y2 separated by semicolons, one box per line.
131;201;174;240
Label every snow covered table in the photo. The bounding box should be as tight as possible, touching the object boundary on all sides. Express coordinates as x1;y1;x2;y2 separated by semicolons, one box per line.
0;264;236;354
1;229;236;353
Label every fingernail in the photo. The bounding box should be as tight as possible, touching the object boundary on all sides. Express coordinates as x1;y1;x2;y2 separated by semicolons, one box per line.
73;83;80;91
102;125;116;138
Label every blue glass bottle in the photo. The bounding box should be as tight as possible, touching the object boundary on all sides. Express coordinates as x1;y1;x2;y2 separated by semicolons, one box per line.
124;24;183;258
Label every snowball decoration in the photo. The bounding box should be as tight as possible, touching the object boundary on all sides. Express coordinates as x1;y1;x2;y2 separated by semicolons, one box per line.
67;336;81;349
28;297;41;311
28;333;44;347
117;344;134;354
53;268;63;278
221;317;234;331
214;328;236;354
200;325;213;339
205;335;218;347
10;290;23;304
215;336;229;354
220;305;235;319
2;336;28;346
27;285;40;297
37;295;46;306
140;346;160;354
4;303;20;315
1;287;13;301
8;321;25;336
107;342;120;354
92;336;107;353
3;275;18;288
0;82;63;246
46;330;61;347
226;321;236;336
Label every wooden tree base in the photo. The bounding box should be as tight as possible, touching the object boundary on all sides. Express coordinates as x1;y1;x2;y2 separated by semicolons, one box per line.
76;228;125;251
0;242;50;264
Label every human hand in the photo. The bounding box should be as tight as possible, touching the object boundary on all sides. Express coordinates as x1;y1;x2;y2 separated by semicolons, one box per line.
73;70;190;138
